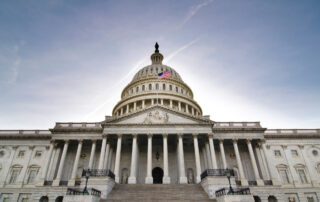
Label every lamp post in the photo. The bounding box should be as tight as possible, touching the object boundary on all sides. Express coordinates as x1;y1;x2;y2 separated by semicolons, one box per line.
225;168;233;194
83;169;91;194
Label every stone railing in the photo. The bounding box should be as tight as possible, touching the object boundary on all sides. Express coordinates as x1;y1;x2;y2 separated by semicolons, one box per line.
214;122;261;128
66;188;101;197
0;130;51;137
55;122;102;128
215;187;250;197
200;169;234;180
82;169;115;180
265;129;320;137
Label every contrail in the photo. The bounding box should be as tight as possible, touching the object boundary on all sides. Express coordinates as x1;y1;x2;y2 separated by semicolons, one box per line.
164;38;200;63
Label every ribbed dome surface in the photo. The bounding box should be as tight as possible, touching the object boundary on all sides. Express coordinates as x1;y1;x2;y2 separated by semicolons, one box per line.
131;65;183;83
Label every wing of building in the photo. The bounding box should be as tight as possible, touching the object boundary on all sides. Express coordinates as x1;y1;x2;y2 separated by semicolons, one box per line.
0;44;319;202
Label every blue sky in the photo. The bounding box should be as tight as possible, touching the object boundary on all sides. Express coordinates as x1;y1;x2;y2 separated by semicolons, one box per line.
0;0;319;129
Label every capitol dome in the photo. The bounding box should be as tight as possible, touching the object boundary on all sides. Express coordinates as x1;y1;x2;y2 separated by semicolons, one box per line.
112;43;202;117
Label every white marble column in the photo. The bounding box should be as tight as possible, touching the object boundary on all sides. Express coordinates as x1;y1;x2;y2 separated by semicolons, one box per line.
178;102;181;111
202;147;208;170
282;145;299;185
103;143;110;169
145;134;153;184
299;145;318;186
193;134;201;183
126;104;129;113
170;100;173;108
120;108;123;115
178;134;187;184
88;140;96;169
134;102;137;111
53;140;69;186
160;99;163;105
233;139;248;186
68;140;83;186
246;139;263;186
162;134;170;184
98;136;107;169
114;134;122;183
255;144;270;180
40;141;54;184
261;142;281;185
205;142;212;169
129;134;138;184
208;134;217;169
151;99;154;105
142;100;145;109
219;139;227;169
192;108;194;116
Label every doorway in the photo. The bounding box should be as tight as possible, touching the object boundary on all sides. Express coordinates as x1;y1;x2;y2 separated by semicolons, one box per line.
152;167;163;184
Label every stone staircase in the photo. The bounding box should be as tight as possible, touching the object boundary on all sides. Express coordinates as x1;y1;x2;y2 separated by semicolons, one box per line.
101;184;214;202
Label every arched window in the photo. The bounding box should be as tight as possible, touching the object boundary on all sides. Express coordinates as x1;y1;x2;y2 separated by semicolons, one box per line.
181;89;183;94
277;164;290;184
156;83;159;90
149;84;152;90
294;164;308;184
136;86;139;93
169;85;172;91
131;89;133;94
162;84;166;90
39;196;49;202
142;85;145;91
268;196;277;202
55;196;63;202
176;87;178;93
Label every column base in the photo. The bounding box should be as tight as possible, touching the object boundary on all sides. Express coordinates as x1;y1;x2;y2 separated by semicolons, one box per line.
271;178;281;186
256;179;264;186
240;178;248;186
163;176;171;184
145;176;153;184
179;176;188;184
115;176;120;183
196;176;201;184
52;179;60;186
68;179;76;186
128;176;137;184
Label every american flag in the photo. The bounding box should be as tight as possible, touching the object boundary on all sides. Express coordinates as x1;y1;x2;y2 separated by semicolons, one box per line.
158;70;171;80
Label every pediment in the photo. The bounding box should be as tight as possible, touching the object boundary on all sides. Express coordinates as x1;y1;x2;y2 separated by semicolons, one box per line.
108;106;209;125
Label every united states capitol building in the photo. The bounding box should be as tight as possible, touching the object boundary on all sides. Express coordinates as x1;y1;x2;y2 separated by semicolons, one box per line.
0;44;319;202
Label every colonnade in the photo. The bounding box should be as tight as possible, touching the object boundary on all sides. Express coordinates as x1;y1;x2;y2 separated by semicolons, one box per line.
42;134;266;186
115;98;200;117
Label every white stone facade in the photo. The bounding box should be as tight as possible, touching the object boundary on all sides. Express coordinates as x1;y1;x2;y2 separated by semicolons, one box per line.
0;46;320;202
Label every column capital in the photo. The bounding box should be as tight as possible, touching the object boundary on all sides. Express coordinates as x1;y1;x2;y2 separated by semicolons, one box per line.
218;138;225;143
298;145;304;149
147;133;153;138
208;133;214;138
78;139;83;143
117;134;123;137
177;133;184;137
246;139;252;144
162;133;168;138
192;133;198;137
29;145;35;150
64;140;70;144
102;134;108;138
50;140;55;144
92;139;97;143
132;133;138;138
232;138;238;143
281;145;287;149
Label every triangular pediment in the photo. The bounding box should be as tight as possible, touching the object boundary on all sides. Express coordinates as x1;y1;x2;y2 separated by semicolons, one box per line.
106;106;211;125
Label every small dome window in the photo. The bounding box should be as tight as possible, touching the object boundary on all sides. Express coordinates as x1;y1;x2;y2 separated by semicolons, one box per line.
163;84;166;90
136;87;139;92
149;84;152;90
312;150;318;156
142;85;145;91
169;85;172;91
176;87;178;93
181;89;183;94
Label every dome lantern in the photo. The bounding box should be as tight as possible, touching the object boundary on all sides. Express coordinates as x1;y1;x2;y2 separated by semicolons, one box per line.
151;42;163;65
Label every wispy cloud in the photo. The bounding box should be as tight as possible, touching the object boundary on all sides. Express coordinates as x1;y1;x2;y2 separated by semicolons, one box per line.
164;37;200;63
180;0;214;27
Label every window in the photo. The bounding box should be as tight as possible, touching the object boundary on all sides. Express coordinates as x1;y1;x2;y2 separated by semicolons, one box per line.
27;168;39;184
0;150;5;157
35;151;42;157
291;150;298;157
312;150;318;156
279;169;289;184
176;87;178;93
149;84;152;90
156;67;158;72
297;168;308;183
317;163;320;173
18;150;25;158
288;197;296;202
169;85;172;91
150;68;153;73
131;89;133;94
181;89;183;94
18;194;31;202
142;85;145;91
274;150;281;157
156;83;159;90
9;166;22;184
136;87;139;93
307;197;315;202
162;84;166;90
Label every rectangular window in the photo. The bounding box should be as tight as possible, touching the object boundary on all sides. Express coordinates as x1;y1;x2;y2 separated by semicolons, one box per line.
35;151;42;157
169;85;172;91
297;169;308;184
279;170;289;184
307;197;315;202
9;169;20;184
291;150;298;157
274;150;281;157
27;170;37;184
18;150;25;158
